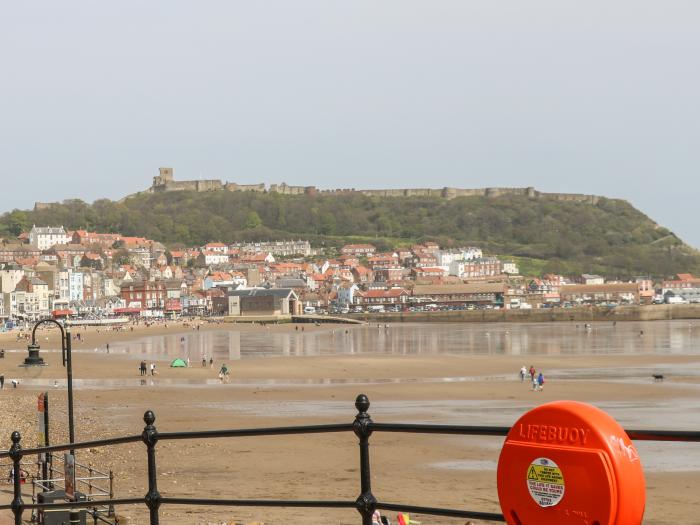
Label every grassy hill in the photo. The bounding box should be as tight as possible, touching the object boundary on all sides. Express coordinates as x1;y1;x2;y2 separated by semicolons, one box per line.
2;190;699;278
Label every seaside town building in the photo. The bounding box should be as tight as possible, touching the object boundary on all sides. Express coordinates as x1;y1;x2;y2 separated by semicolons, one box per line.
29;225;72;250
231;240;313;257
341;244;376;257
661;274;700;303
559;283;640;305
227;288;300;316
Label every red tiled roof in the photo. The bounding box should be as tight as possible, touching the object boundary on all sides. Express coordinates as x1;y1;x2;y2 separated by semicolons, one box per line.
361;289;408;298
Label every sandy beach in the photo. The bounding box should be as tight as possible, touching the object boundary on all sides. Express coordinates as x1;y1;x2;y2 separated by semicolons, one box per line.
1;320;699;524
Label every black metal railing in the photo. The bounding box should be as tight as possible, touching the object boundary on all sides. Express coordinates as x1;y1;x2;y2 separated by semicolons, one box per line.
2;394;700;525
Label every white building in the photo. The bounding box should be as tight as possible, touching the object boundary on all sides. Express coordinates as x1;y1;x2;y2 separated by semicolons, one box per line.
203;242;229;254
337;283;360;305
69;271;84;301
581;274;605;285
233;240;312;257
29;225;71;250
502;261;520;275
0;263;24;294
10;277;51;320
203;251;230;266
436;247;484;270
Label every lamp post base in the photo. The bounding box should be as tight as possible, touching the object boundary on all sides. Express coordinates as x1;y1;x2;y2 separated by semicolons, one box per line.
22;345;46;366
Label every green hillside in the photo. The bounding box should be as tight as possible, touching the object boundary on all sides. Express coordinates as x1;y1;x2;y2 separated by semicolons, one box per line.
2;190;699;278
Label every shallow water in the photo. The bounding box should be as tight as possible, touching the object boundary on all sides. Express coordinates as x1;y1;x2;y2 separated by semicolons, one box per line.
70;319;700;363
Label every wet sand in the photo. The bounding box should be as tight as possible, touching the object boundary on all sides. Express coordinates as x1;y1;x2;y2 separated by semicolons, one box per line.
1;321;700;524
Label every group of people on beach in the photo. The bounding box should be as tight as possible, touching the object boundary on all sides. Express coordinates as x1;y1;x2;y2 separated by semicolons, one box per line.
139;360;156;376
520;365;545;391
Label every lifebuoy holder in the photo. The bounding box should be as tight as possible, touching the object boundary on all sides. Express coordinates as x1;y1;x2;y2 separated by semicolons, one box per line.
497;401;645;525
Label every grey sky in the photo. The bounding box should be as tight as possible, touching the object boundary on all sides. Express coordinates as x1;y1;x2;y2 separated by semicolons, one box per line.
1;1;699;248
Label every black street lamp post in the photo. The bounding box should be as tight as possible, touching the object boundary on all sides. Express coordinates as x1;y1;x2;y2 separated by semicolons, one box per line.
25;319;75;455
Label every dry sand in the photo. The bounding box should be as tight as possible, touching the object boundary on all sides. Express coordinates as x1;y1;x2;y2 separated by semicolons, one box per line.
0;321;699;524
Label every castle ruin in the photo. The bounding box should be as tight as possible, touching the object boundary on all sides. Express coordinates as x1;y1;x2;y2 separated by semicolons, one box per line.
148;167;600;204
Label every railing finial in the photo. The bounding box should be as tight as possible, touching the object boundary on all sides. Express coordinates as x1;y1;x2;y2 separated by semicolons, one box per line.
144;410;156;426
355;394;370;414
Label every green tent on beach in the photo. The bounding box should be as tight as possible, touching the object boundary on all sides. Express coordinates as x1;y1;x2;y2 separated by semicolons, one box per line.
170;358;187;368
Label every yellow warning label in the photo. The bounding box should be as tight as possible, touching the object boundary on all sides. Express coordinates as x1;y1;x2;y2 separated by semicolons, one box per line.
528;464;564;485
527;457;565;507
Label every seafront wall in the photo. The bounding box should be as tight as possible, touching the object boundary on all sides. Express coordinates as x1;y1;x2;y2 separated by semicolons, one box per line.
355;304;700;323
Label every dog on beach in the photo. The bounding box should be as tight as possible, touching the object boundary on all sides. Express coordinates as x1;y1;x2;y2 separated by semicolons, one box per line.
652;374;664;382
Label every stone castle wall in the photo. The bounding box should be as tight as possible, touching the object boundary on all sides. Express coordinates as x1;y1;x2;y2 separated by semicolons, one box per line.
148;169;600;204
225;183;266;192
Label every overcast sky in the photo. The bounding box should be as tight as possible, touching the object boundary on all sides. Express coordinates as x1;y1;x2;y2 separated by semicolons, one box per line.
1;1;699;247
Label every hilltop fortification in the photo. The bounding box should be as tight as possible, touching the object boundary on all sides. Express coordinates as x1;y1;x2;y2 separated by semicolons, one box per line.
147;167;601;204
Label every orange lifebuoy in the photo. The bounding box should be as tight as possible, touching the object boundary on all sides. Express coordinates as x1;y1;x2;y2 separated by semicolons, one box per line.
497;401;645;525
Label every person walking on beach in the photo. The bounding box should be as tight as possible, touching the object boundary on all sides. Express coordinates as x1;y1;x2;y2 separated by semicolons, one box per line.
0;374;4;389
519;366;527;382
529;365;536;382
218;363;229;383
150;362;156;376
139;361;146;376
209;357;213;369
531;373;539;391
537;372;545;391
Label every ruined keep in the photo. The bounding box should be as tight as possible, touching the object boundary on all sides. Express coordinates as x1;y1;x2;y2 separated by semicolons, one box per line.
151;168;223;192
146;168;600;204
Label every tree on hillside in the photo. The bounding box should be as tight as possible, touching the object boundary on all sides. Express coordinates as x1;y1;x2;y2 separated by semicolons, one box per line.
245;211;262;229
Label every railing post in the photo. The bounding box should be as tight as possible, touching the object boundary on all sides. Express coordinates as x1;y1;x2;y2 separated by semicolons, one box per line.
142;410;161;525
109;469;115;516
88;466;93;496
353;394;376;525
9;431;24;525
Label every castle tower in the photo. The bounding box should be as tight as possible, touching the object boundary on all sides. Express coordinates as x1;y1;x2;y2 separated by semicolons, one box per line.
153;167;174;188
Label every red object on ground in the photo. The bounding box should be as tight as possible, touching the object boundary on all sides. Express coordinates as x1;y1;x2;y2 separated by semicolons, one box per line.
497;400;645;525
113;307;142;314
51;309;74;318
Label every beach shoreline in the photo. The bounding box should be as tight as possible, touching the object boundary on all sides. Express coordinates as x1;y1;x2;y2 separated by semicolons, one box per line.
1;320;699;524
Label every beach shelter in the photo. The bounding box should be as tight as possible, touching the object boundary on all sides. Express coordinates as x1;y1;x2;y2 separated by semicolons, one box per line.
170;358;187;368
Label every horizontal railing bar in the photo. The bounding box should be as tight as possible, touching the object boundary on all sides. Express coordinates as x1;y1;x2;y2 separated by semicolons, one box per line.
22;497;145;510
625;429;700;442
3;425;699;460
157;423;354;440
0;434;142;458
160;497;356;508
378;502;505;522
76;476;111;482
370;423;511;436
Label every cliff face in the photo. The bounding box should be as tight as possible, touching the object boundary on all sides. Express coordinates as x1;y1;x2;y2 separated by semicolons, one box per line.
148;170;600;204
